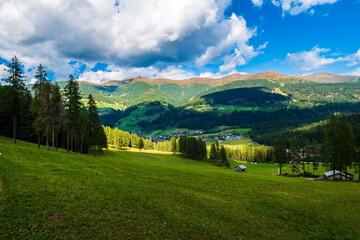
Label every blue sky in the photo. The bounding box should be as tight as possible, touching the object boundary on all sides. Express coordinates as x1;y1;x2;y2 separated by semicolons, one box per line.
0;0;359;83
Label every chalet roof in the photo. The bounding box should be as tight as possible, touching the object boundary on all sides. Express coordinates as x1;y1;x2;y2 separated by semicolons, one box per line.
236;165;247;169
324;170;353;178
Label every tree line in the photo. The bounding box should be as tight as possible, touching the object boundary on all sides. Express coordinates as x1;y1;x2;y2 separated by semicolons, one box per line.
103;126;172;152
272;113;360;180
0;56;107;156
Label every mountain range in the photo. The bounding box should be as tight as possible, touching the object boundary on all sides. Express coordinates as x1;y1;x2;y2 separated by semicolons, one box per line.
69;71;359;110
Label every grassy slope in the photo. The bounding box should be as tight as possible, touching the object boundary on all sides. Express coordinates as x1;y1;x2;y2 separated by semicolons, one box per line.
0;136;360;239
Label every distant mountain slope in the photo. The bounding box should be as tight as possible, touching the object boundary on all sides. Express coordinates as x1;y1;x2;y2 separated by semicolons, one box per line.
60;71;360;109
96;71;303;87
294;72;360;83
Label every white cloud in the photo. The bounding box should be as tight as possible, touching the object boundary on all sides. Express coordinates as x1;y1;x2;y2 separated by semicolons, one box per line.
344;49;360;66
196;13;261;72
251;0;264;7
287;46;339;71
78;65;198;83
287;47;360;71
257;0;339;15
1;0;256;82
345;67;360;76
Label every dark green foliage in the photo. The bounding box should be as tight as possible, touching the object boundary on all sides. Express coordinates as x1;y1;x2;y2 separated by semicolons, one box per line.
170;137;177;153
178;136;207;160
323;113;354;179
274;135;287;175
194;87;288;107
31;64;51;148
209;143;217;162
138;137;144;151
219;146;230;167
2;56;26;143
87;94;107;156
290;136;300;175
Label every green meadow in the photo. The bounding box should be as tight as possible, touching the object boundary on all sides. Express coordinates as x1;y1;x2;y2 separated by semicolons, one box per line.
0;136;359;239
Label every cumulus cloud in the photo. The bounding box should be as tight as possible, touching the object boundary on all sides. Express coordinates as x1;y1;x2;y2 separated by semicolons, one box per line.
287;46;340;71
251;0;264;7
345;67;360;76
252;0;338;15
344;49;360;66
0;0;264;82
196;13;262;72
78;65;198;83
287;47;360;71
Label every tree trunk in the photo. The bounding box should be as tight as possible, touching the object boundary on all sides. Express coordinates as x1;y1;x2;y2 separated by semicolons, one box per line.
333;167;336;181
71;134;73;152
52;128;55;151
279;164;282;175
67;129;69;152
13;112;17;144
46;134;49;150
95;145;97;157
81;136;83;154
345;166;348;181
88;145;90;156
37;131;41;149
56;133;58;151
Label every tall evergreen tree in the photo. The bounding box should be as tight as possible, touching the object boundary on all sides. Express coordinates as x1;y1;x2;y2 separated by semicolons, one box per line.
219;145;229;167
338;113;354;180
64;75;82;152
3;56;26;144
274;135;287;175
354;125;360;182
48;83;63;151
323;113;354;180
87;94;107;156
209;143;217;163
31;64;50;148
170;137;177;153
290;136;300;175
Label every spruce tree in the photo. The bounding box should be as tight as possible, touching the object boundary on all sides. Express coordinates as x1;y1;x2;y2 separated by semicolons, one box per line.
3;56;26;144
219;146;229;167
354;125;360;181
64;75;82;152
290;136;300;175
48;83;63;151
31;64;50;148
87;94;107;156
274;135;287;175
210;143;217;163
170;137;177;153
337;113;354;180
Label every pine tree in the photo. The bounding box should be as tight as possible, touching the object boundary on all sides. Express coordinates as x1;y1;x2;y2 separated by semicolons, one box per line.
64;75;82;152
290;136;300;175
87;94;107;157
337;113;354;180
48;83;63;151
274;135;287;175
3;56;26;144
210;143;217;163
31;64;51;149
354;125;360;182
219;145;229;167
170;137;177;153
323;113;354;180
